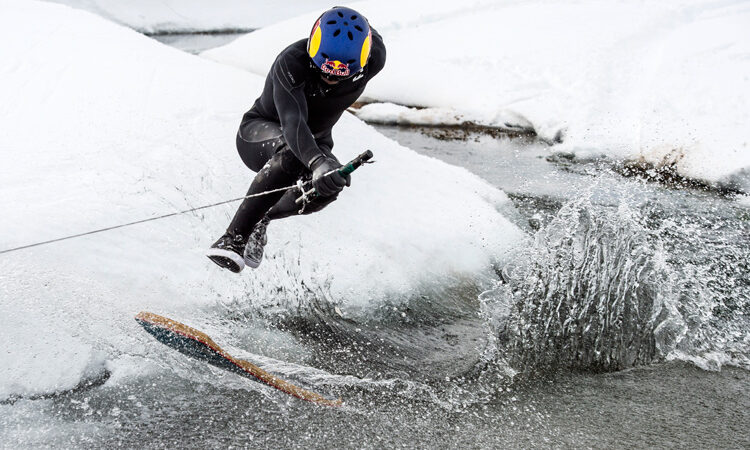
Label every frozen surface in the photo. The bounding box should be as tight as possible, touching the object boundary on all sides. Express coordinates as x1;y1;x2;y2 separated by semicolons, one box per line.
0;0;522;398
204;0;750;192
41;0;334;33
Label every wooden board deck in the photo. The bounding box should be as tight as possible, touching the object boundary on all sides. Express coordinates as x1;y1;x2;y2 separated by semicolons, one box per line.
135;311;342;407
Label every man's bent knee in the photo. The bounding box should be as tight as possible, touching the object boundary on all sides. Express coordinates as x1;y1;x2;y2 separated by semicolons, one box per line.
266;188;339;220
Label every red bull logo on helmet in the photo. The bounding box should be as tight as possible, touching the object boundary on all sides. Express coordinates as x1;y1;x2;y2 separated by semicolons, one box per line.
320;59;350;77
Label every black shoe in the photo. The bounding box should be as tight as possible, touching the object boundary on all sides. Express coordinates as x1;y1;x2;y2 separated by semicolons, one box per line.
243;216;270;269
206;232;247;273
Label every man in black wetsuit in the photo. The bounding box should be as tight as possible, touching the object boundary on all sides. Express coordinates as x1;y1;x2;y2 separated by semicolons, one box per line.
207;6;386;273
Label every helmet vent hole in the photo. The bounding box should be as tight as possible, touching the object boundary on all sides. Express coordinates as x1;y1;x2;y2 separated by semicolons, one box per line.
347;31;353;40
344;21;349;26
321;52;329;59
347;59;355;64
333;29;341;37
337;11;344;17
351;15;358;20
326;20;336;25
354;25;363;32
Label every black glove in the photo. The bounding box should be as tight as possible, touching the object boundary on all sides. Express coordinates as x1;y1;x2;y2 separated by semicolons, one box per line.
310;155;350;197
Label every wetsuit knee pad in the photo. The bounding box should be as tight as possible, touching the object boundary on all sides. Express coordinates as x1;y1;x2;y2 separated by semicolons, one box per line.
236;132;269;172
236;119;285;172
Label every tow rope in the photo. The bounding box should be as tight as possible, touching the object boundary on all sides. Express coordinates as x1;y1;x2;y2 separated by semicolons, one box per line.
0;150;373;255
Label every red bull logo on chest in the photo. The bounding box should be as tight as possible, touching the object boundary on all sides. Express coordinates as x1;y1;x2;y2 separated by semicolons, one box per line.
321;59;350;77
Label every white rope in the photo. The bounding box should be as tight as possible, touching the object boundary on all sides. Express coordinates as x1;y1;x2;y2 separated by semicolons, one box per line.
296;178;312;214
0;183;304;255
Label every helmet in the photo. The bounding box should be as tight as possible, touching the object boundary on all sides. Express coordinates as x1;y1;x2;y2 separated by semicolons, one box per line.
307;7;372;80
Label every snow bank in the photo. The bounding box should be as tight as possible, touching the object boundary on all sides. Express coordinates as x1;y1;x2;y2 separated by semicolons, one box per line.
204;0;750;192
352;102;534;133
0;1;521;398
41;0;334;33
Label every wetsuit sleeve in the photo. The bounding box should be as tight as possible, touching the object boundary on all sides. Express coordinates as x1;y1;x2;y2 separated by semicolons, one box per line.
315;130;334;157
366;28;387;80
271;55;324;168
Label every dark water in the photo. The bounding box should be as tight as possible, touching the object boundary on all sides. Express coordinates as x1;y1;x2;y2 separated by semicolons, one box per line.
3;362;748;448
151;32;247;54
3;37;749;449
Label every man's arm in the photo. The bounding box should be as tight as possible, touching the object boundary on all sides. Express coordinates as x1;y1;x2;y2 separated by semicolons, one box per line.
315;130;334;157
271;55;324;168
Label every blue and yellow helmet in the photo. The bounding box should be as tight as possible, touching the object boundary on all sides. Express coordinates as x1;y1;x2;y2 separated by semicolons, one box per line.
307;7;371;79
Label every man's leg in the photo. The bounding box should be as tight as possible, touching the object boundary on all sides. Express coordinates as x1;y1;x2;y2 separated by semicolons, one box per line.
265;141;342;220
237;174;339;269
236;117;283;172
207;146;304;272
266;187;339;220
208;118;300;272
226;145;305;238
209;118;343;271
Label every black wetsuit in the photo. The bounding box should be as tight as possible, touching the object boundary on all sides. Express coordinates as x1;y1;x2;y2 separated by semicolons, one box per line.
226;30;386;238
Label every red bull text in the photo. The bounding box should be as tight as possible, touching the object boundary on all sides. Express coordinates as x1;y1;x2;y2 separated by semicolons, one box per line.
321;59;350;77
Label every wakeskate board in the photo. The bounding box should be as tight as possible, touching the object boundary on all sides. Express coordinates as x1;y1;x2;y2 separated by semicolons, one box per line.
135;311;342;407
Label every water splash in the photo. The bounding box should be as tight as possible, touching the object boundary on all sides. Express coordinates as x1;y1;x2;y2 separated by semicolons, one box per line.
492;199;669;372
483;192;750;374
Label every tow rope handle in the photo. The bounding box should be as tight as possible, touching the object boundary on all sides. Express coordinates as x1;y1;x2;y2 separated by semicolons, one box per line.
295;150;374;204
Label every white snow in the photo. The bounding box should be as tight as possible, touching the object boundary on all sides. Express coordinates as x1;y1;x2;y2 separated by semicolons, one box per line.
0;1;522;399
353;103;467;127
352;102;533;133
204;0;750;192
41;0;334;33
